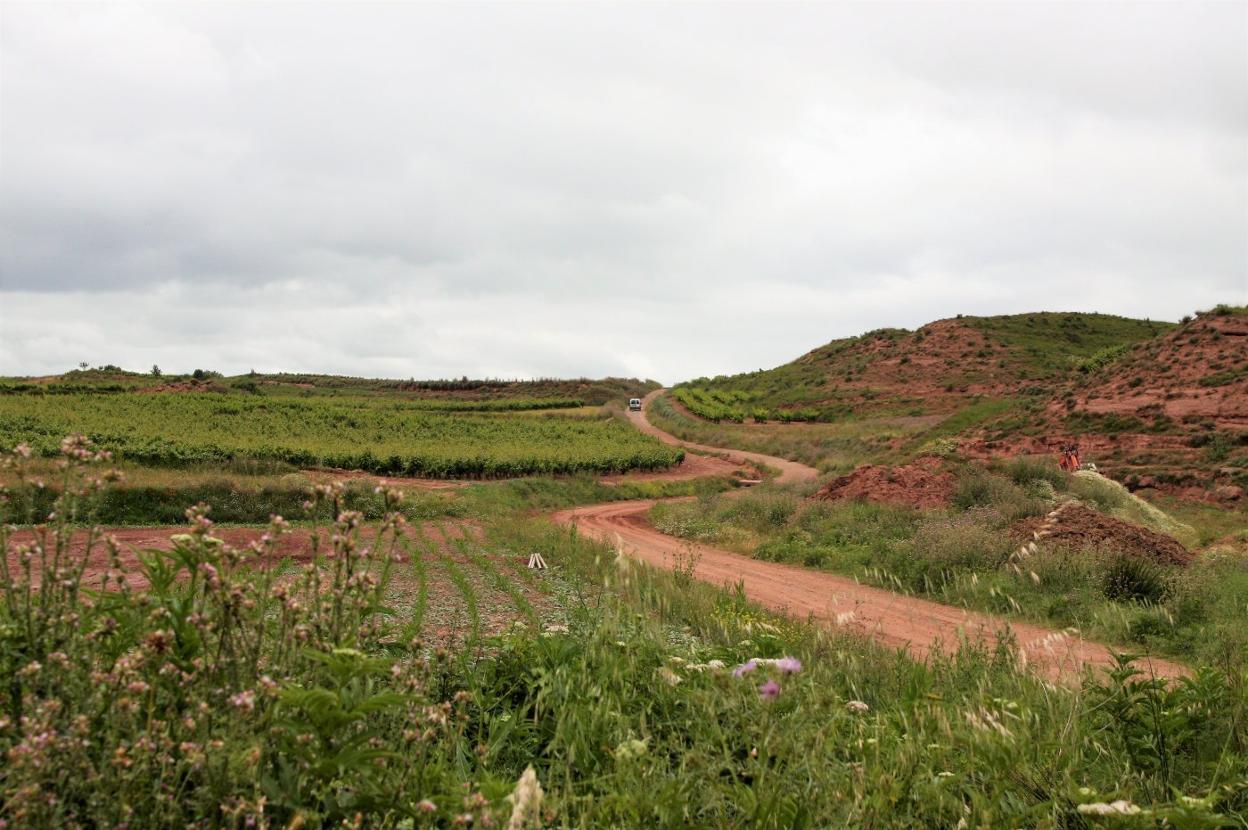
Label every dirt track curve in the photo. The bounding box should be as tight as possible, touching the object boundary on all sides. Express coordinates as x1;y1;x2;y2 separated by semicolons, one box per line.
552;390;1185;684
625;390;819;485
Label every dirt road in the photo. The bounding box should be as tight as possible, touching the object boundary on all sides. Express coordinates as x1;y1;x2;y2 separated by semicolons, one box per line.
626;389;820;485
553;391;1185;683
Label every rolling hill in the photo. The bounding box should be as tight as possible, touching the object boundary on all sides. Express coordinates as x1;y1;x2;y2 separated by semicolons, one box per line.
672;307;1246;499
677;312;1175;422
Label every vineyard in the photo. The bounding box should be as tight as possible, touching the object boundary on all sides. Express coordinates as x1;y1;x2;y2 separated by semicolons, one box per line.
0;386;586;412
673;387;819;423
0;393;682;477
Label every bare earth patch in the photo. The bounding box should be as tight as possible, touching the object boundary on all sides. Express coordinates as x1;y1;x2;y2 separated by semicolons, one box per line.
813;457;955;509
1012;504;1192;566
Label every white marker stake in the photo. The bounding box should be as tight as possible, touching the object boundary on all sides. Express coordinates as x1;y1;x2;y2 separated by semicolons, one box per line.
528;552;547;570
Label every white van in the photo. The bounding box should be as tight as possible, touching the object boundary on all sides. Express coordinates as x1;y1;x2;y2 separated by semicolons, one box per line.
628;398;642;411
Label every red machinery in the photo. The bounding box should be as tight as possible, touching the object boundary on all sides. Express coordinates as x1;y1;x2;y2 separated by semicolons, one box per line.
1058;442;1082;472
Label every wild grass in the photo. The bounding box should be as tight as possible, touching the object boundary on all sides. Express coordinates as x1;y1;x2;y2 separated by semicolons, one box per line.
1;440;1244;826
0;458;732;526
647;394;917;472
649;462;1248;667
960;312;1174;376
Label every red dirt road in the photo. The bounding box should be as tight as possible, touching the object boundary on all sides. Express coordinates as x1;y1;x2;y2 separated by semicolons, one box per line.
552;498;1184;684
554;393;1185;684
627;390;820;485
599;451;743;485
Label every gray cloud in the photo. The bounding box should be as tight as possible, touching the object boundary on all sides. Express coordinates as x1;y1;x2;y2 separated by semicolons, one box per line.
1;2;1245;382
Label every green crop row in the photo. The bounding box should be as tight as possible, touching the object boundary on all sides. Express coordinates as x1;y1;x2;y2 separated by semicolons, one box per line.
673;387;819;423
0;393;682;478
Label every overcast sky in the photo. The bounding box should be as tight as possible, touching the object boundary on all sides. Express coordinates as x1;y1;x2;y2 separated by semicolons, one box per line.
1;2;1245;383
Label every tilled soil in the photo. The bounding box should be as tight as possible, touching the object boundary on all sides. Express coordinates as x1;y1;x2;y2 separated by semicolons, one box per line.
1012;503;1192;566
4;523;475;591
812;457;955;509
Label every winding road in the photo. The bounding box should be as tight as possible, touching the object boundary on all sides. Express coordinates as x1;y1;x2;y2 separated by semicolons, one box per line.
552;390;1185;684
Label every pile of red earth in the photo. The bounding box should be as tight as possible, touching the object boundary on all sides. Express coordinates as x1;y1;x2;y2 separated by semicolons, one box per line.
813;458;954;509
1012;504;1191;566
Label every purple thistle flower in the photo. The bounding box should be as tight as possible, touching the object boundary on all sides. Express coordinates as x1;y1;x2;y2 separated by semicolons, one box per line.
776;656;802;675
732;660;757;678
758;679;781;700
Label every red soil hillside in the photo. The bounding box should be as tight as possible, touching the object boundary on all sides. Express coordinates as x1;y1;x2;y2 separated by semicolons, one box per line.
791;319;1026;407
963;307;1247;500
1051;307;1248;431
684;312;1172;420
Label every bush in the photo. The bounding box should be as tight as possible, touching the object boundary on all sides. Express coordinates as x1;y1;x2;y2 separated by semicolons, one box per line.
1097;552;1170;604
878;513;1013;590
952;469;1049;523
1002;457;1065;490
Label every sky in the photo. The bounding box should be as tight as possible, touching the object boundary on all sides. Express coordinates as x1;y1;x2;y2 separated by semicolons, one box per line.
1;2;1245;384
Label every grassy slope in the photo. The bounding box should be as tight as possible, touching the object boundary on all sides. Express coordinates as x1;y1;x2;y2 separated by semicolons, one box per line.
676;312;1173;422
646;393;918;473
657;311;1188;473
961;312;1176;378
649;459;1248;666
2;452;1245;825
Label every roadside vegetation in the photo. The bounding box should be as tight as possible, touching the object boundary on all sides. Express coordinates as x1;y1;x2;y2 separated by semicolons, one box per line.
650;458;1248;667
2;441;1245;827
0;456;728;526
648;393;935;473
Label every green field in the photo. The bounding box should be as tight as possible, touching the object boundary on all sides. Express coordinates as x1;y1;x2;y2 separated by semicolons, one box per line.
0;368;657;405
0;392;682;477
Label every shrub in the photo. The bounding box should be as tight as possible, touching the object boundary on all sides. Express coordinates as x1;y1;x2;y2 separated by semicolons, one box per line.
1097;552;1170;604
880;513;1013;590
953;469;1048;523
1002;457;1065;490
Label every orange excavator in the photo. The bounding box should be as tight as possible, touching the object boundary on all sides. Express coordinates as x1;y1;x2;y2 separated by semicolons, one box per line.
1058;442;1083;472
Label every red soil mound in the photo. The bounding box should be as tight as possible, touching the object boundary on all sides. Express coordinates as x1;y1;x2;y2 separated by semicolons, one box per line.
813;458;954;509
1012;503;1191;566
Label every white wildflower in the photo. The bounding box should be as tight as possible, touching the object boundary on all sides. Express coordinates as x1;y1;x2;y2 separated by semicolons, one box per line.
505;765;544;830
1077;800;1141;816
613;738;648;761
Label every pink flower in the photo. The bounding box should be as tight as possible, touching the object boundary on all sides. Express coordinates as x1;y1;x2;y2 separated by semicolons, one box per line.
732;660;757;678
229;690;256;713
758;680;781;700
776;656;802;675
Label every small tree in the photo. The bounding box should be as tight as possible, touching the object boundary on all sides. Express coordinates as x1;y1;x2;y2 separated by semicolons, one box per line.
151;364;162;378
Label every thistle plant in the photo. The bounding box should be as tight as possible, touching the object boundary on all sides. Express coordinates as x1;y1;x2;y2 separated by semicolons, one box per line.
0;438;488;828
